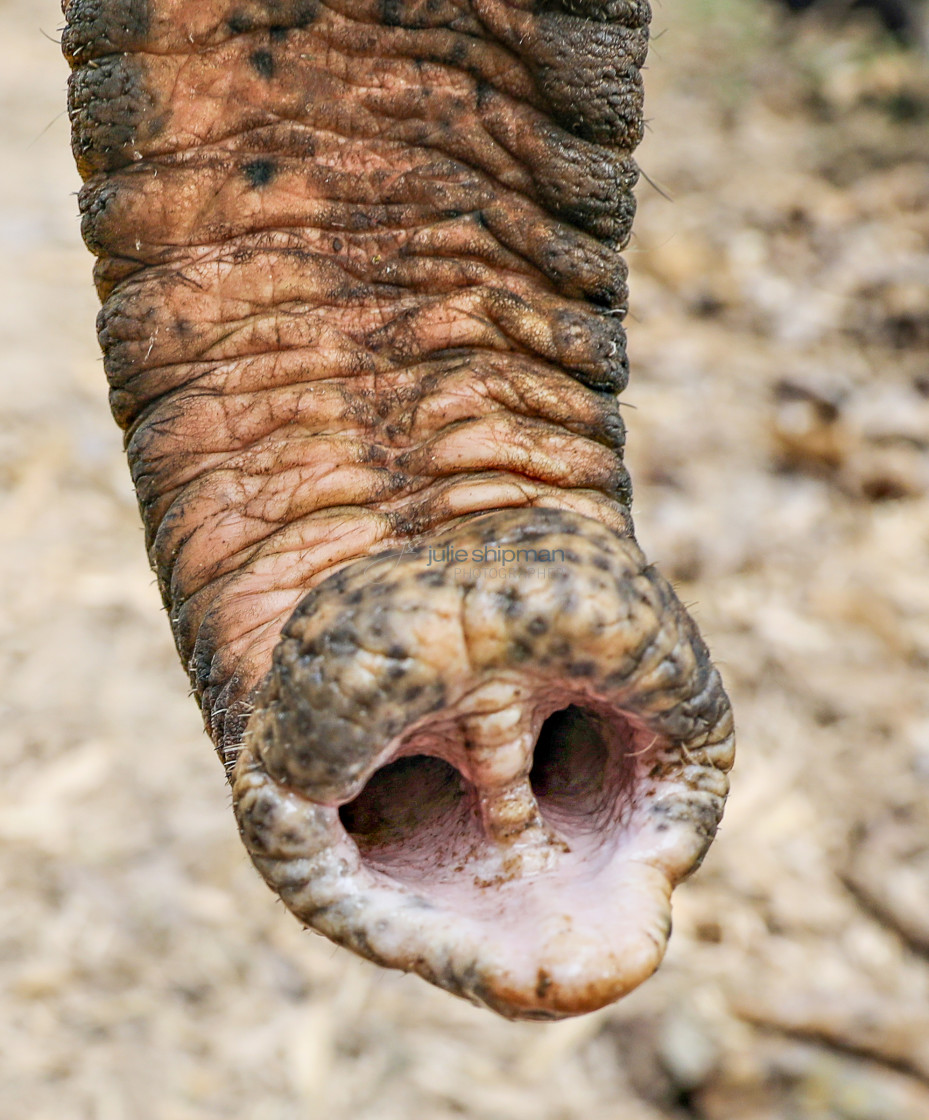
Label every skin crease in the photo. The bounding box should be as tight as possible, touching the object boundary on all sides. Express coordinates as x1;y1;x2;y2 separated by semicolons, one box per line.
63;0;734;1018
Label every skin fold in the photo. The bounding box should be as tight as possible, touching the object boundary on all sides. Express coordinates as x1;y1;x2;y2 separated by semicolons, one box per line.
63;0;734;1019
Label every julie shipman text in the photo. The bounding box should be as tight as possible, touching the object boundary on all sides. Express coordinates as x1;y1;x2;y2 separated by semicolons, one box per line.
426;545;567;566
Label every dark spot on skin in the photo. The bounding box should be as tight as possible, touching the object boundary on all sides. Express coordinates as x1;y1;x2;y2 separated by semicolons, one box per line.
387;644;407;661
326;626;358;657
604;668;633;690
332;237;343;252
381;0;403;26
527;617;548;636
438;961;463;994
535;970;552;998
566;661;596;678
353;687;381;713
498;589;523;619
240;789;284;852
269;26;289;41
416;570;445;587
349;928;375;959
349;211;374;231
387;663;407;680
294;1;320;27
404;683;424;702
250;49;275;79
448;38;467;65
243;158;277;188
228;13;253;34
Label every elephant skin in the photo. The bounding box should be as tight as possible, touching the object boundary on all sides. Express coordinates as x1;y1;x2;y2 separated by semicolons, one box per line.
63;0;734;1020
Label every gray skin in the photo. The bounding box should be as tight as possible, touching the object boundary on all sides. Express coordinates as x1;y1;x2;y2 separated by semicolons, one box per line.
63;0;734;1019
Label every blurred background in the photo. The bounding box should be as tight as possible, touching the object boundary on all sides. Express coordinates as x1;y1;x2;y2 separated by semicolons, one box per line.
2;0;928;1116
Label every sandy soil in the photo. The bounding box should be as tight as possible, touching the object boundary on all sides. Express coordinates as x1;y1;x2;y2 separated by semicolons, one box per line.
3;0;928;1116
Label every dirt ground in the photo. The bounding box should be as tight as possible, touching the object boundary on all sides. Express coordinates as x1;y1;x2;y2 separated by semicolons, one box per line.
2;0;928;1117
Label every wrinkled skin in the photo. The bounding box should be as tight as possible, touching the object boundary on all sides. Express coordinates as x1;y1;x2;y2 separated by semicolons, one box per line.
63;0;734;1019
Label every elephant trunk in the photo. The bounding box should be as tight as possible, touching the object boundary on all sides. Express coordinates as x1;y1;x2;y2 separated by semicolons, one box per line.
63;0;734;1018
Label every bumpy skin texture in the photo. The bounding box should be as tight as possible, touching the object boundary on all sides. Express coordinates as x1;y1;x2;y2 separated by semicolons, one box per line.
64;0;734;1018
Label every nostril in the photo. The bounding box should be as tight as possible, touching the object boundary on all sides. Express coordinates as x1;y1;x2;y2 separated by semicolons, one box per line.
530;705;634;834
338;757;461;842
339;754;466;849
531;706;608;800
